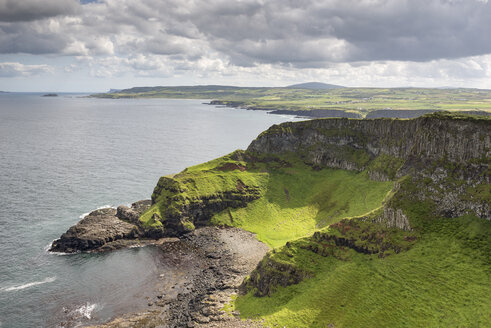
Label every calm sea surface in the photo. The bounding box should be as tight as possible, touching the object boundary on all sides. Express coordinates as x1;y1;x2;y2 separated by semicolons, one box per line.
0;94;301;327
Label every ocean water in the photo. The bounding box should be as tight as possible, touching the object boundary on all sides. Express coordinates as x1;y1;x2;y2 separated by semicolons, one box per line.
0;94;301;327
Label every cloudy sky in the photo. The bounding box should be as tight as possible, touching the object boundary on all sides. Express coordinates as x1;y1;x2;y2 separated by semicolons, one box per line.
0;0;490;92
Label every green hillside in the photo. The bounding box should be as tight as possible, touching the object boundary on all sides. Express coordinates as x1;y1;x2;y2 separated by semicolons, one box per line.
139;113;490;327
233;194;490;327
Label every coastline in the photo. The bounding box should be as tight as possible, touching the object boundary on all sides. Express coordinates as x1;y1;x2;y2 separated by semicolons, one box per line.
46;112;490;327
48;201;268;326
85;226;268;328
207;100;491;119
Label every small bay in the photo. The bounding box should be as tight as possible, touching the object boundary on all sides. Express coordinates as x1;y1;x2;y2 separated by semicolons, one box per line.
0;94;301;327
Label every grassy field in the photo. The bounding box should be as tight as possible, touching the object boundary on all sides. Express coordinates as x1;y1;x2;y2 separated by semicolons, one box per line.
95;86;491;117
211;163;393;248
230;168;491;327
141;152;393;246
233;214;490;328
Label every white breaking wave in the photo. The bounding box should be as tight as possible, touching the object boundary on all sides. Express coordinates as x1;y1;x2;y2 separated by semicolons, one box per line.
45;241;75;256
128;244;143;248
79;205;114;219
2;276;56;292
76;302;98;319
44;239;56;253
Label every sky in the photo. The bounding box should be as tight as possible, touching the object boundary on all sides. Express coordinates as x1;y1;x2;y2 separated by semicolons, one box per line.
0;0;490;92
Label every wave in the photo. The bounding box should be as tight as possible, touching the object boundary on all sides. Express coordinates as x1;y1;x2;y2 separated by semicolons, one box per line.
79;204;114;219
2;276;56;292
44;239;56;252
44;240;75;256
59;302;101;327
76;302;98;320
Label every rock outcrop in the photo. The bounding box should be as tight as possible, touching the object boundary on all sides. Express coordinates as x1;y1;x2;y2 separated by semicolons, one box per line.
50;200;151;253
377;207;412;231
150;175;262;236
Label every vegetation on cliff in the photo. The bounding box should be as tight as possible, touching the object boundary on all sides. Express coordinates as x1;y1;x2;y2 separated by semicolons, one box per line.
139;112;489;327
211;160;393;248
228;113;490;327
234;213;490;327
139;151;393;246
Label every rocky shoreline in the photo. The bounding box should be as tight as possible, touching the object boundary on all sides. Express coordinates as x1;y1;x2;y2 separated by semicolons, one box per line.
208;100;491;119
50;203;268;327
85;226;267;328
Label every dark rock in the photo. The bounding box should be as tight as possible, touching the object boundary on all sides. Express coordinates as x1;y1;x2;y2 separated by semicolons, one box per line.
49;207;139;253
116;205;139;224
50;200;151;253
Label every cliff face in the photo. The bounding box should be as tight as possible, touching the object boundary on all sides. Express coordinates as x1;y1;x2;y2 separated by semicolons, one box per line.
248;113;488;169
247;113;490;223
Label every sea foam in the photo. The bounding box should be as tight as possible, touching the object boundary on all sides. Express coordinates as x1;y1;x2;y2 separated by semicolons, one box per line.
2;276;56;292
76;302;98;319
79;204;114;219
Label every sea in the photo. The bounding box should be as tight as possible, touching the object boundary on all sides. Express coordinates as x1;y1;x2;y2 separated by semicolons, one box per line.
0;94;301;327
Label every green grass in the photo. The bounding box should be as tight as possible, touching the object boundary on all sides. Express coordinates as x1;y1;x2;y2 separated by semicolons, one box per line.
211;164;393;248
140;152;269;229
234;214;491;328
141;149;393;241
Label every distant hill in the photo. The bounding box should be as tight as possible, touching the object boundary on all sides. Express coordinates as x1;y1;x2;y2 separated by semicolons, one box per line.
117;85;257;94
286;82;344;89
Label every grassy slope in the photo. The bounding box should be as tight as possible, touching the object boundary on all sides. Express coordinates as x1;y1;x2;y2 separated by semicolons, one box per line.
232;173;491;328
234;214;490;328
141;152;393;247
139;114;489;327
212;163;393;248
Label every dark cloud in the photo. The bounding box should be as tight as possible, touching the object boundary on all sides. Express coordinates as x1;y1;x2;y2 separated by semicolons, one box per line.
0;0;490;69
0;0;80;22
0;24;68;54
183;0;491;66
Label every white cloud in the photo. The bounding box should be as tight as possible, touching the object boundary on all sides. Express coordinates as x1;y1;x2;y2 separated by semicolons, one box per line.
63;41;89;56
0;62;52;77
0;0;491;90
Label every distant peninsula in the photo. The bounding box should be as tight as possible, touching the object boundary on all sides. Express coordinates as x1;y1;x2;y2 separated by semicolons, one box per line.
42;93;58;97
92;84;491;119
